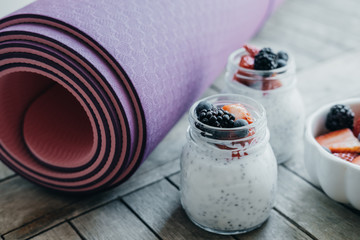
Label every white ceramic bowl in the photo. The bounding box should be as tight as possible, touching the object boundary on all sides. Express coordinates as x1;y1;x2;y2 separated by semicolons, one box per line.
304;98;360;210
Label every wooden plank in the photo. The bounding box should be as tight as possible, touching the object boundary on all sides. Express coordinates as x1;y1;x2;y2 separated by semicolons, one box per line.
273;10;359;50
0;161;14;181
276;166;360;240
31;223;81;240
312;0;360;17
3;158;180;239
238;211;311;240
284;0;360;38
71;201;158;240
0;0;36;19
0;177;78;235
168;172;312;240
168;172;180;188
123;179;235;240
297;50;360;115
256;20;341;62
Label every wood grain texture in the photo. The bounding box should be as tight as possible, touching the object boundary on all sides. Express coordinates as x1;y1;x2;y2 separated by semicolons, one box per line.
0;162;14;181
238;211;311;240
0;177;78;235
3;158;180;240
277;166;360;240
31;223;81;240
71;201;158;240
123;179;235;240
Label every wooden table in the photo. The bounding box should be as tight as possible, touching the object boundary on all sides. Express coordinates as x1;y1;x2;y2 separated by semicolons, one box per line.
1;0;360;239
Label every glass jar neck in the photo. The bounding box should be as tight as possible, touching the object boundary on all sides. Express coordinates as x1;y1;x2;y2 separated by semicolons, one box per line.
188;94;269;154
226;48;296;92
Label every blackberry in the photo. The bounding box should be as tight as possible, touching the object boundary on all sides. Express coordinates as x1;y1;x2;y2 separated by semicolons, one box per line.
254;48;278;71
277;51;289;62
234;119;249;138
277;59;287;68
325;104;354;131
195;101;214;115
197;107;235;128
259;47;273;55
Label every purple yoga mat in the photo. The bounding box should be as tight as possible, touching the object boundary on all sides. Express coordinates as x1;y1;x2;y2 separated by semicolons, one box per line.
0;0;280;193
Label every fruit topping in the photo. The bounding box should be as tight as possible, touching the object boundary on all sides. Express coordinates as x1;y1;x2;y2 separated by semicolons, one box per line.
276;59;287;68
352;156;360;166
222;103;254;124
196;101;236;128
254;48;278;71
353;117;360;139
195;100;214;115
233;119;249;138
262;79;283;91
325;104;354;131
234;45;290;91
277;51;289;61
239;55;254;69
244;44;260;57
316;128;360;153
194;101;255;140
332;152;359;162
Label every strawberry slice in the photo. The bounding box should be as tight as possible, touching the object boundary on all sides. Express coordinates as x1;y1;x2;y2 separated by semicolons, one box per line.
353;117;360;139
262;79;282;91
332;152;359;162
316;128;360;153
239;55;254;69
352;156;360;166
244;44;260;57
222;103;254;124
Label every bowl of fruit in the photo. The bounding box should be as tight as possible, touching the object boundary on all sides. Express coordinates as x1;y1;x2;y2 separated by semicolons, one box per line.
304;98;360;209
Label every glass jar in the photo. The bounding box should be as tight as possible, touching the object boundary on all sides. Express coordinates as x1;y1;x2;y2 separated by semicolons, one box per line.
223;48;305;164
180;94;277;235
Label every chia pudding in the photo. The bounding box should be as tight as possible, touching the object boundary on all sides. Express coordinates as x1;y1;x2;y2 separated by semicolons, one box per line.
180;94;277;235
223;47;305;163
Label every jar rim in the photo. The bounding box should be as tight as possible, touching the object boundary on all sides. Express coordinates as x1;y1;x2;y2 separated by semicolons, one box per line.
228;48;295;76
189;94;267;142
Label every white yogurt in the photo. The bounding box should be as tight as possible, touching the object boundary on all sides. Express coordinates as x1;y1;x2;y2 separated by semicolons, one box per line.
181;140;277;233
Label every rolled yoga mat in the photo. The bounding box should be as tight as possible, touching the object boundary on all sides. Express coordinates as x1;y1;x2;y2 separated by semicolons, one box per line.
0;0;280;193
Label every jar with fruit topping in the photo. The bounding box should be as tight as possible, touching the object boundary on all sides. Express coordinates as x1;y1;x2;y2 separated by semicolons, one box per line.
223;47;305;164
180;94;277;235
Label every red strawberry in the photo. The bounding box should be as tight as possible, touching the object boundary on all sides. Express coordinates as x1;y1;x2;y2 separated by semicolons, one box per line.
244;44;260;57
262;79;282;91
352;156;360;166
239;55;254;69
353;117;360;139
233;70;257;88
316;128;360;153
332;152;359;162
222;103;254;124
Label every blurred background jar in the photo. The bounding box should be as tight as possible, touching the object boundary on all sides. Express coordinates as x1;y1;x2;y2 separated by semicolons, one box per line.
223;48;305;164
180;94;277;235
